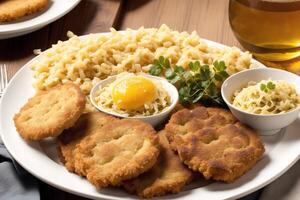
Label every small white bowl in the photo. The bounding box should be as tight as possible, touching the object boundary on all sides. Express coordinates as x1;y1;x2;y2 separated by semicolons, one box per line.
90;74;179;126
221;68;300;135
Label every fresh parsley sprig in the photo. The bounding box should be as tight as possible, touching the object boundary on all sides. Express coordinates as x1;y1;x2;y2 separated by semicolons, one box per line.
260;81;276;93
149;56;229;107
149;56;170;76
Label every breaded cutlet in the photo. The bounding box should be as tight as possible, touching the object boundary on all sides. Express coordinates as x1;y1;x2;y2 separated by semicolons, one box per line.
165;106;265;182
123;131;193;198
14;83;85;140
0;0;48;22
74;119;160;188
58;112;118;174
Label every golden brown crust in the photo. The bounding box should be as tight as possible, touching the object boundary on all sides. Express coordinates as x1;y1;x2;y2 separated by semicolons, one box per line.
166;106;265;182
0;0;49;22
57;112;118;173
74;119;160;188
166;106;236;151
123;131;193;198
14;83;86;140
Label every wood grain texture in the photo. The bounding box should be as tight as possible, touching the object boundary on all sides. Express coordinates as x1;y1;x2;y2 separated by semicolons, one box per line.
0;0;122;80
118;0;240;47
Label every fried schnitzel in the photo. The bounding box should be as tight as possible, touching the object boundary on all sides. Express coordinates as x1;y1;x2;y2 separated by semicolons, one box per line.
14;83;85;140
166;106;265;182
74;119;160;188
58;112;118;174
166;106;236;151
0;0;48;22
123;131;193;198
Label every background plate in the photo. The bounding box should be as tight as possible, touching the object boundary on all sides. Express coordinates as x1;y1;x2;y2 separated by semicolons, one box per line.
1;34;300;200
0;0;81;39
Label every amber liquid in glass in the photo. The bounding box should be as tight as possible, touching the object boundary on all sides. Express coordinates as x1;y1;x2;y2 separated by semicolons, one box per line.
229;0;300;62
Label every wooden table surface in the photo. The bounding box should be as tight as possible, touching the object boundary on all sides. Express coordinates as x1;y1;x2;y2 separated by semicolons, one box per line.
0;0;281;199
0;0;242;81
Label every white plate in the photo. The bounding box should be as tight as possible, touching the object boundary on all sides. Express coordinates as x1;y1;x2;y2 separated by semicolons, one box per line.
1;35;300;200
0;0;81;39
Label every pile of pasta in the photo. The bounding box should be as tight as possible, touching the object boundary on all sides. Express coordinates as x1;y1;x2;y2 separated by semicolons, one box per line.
30;25;253;95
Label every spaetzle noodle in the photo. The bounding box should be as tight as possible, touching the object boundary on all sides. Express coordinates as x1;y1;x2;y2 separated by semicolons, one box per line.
30;25;253;95
232;80;300;114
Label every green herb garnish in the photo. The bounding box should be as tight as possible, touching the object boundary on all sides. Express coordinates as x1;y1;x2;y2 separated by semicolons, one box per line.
260;81;276;93
267;81;276;90
149;56;170;76
260;84;267;92
149;57;229;107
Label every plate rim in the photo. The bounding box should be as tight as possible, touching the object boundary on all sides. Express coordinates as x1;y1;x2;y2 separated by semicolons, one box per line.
0;0;81;35
1;32;299;200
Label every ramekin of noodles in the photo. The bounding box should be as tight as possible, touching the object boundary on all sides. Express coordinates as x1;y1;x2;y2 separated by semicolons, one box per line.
221;68;300;135
233;80;300;115
90;72;178;126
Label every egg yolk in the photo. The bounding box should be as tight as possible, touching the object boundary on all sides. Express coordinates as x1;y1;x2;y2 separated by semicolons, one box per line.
112;77;157;110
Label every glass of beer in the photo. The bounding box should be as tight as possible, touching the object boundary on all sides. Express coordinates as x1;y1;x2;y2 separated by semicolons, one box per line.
229;0;300;62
